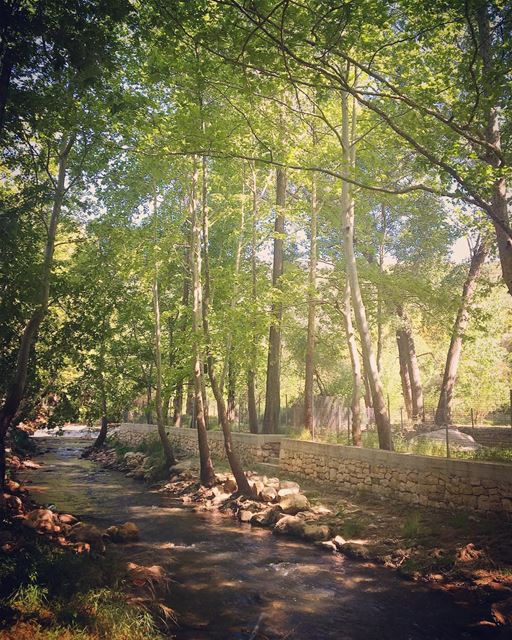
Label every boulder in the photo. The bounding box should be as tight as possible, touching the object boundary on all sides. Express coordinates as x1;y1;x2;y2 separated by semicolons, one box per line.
316;540;337;552
273;515;306;538
1;493;24;515
22;508;59;532
411;428;481;451
170;458;196;475
259;486;278;502
332;535;347;550
5;479;21;493
105;521;139;543
491;597;512;626
302;523;332;542
58;513;78;526
212;492;231;506
279;480;300;491
278;487;300;497
250;505;283;527
338;542;371;561
223;478;238;494
250;480;265;498
69;522;105;551
279;493;310;515
239;510;254;523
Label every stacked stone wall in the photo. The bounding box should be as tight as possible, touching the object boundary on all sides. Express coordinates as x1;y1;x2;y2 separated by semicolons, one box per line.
280;439;512;515
459;426;512;448
113;424;282;465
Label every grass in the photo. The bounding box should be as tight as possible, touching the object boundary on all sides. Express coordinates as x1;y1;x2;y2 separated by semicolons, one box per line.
106;433;189;481
401;512;422;538
303;427;512;463
340;516;366;538
0;535;163;640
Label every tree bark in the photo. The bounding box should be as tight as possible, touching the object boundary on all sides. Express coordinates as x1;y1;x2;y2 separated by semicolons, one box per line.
396;330;413;421
227;362;236;424
435;238;489;425
145;371;153;425
341;87;393;450
376;205;387;373
0;134;74;484
263;167;286;433
152;191;177;468
303;171;317;434
397;306;423;422
247;162;259;434
189;157;216;486
201;155;251;495
341;282;362;445
476;3;512;297
93;340;108;449
186;375;194;428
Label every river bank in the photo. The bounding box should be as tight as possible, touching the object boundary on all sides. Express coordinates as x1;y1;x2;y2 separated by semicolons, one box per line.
87;436;512;634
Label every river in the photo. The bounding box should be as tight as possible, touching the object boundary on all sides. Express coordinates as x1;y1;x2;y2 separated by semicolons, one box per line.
19;436;504;639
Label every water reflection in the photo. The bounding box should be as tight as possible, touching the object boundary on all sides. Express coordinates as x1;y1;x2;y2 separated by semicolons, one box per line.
19;437;506;640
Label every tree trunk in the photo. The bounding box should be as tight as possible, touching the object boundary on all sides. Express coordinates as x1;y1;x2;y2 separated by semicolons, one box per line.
0;134;74;484
227;362;236;424
476;3;512;298
201;155;251;495
145;376;153;425
93;339;108;449
172;261;191;428
396;330;413;421
341;87;392;450
341;282;362;446
376;204;387;373
172;381;183;427
186;376;194;428
304;171;317;434
263;167;286;433
152;191;177;468
247;162;259;434
189;157;216;486
435;238;489;425
397;306;423;422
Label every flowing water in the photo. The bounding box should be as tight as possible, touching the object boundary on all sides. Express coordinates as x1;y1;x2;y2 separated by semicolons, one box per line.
19;437;504;640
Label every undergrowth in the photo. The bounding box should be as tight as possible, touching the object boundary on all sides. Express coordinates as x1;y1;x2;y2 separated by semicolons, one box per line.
304;428;512;463
0;534;162;640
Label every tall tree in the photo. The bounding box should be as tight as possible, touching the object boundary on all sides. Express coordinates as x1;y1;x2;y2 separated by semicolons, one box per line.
263;167;287;433
435;237;490;425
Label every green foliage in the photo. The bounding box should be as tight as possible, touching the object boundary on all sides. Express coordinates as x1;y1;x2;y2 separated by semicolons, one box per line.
401;512;422;539
2;0;511;447
0;537;162;640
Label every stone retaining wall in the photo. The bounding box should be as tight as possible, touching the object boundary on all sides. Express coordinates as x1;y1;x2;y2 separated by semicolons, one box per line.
459;426;512;448
114;423;282;465
280;439;512;515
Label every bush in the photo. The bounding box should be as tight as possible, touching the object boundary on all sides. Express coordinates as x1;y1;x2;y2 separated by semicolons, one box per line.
0;537;162;640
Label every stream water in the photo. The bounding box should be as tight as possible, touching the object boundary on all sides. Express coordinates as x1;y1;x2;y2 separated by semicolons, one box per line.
19;436;504;639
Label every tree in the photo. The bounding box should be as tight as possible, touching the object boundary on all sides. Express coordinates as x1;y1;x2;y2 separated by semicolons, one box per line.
435;236;490;425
